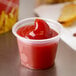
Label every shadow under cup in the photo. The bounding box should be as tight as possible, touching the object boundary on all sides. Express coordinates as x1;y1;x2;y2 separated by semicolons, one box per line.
12;17;62;69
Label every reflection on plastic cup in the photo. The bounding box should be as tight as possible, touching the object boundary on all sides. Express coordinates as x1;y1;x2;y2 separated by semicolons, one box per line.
12;17;62;69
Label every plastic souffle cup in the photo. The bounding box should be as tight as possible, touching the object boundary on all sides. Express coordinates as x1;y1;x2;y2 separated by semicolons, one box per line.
12;17;63;69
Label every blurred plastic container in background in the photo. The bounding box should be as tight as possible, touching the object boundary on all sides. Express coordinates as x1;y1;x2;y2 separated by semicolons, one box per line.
0;0;19;34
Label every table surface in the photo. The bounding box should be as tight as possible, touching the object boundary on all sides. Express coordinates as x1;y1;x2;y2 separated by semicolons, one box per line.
0;0;76;76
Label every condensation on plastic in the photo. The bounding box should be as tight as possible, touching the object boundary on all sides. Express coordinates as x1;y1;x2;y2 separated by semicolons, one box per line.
12;17;63;45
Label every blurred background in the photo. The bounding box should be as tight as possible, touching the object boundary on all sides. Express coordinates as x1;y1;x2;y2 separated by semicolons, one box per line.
36;0;76;6
19;0;76;19
0;0;76;34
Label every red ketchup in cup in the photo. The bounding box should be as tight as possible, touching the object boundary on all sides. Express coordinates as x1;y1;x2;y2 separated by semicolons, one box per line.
12;18;62;69
17;19;58;39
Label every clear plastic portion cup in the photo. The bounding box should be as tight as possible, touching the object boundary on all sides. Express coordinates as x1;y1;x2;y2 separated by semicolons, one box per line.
12;17;63;69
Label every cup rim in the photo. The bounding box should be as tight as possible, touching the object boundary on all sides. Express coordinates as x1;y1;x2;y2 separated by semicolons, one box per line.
12;17;63;43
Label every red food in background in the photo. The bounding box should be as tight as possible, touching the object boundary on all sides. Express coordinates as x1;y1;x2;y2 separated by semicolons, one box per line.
73;33;76;37
0;0;19;34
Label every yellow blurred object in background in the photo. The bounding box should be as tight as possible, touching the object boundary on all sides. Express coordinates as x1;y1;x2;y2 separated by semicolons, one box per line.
46;0;75;3
0;8;18;34
0;0;19;34
36;0;76;6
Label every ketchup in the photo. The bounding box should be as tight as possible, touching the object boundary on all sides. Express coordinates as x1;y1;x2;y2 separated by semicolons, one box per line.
73;33;76;37
17;19;58;39
17;19;58;69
